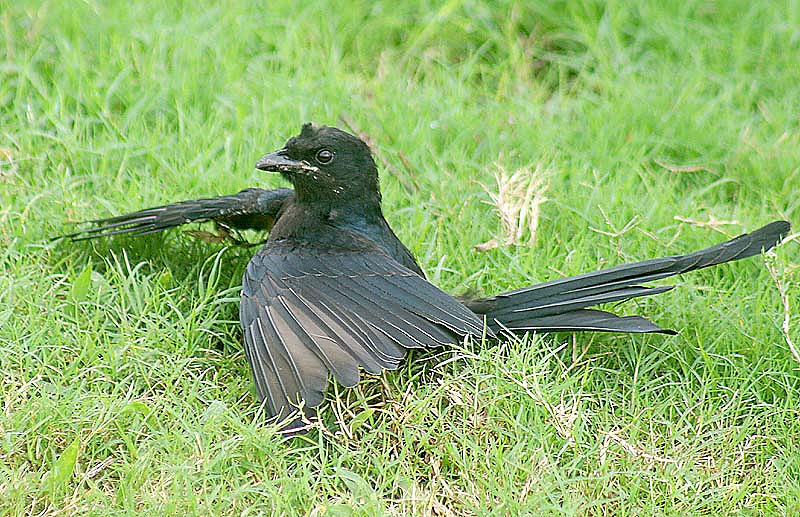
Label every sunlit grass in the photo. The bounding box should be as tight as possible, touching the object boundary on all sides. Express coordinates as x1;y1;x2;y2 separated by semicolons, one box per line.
1;1;799;515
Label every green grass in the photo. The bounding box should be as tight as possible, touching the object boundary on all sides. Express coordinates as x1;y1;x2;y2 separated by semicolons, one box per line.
2;0;799;515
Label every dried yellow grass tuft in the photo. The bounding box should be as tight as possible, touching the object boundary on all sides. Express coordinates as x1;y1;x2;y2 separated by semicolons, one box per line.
477;164;549;251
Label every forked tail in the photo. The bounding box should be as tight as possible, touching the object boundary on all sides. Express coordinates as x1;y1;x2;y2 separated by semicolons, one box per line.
468;221;791;334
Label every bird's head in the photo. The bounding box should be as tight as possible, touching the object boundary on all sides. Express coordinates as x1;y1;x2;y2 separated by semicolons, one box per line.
256;123;381;208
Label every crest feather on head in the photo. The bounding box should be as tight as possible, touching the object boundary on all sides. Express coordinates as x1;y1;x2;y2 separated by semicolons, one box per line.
300;123;318;138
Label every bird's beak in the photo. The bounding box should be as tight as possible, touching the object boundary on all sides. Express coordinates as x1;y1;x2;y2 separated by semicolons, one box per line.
255;149;317;173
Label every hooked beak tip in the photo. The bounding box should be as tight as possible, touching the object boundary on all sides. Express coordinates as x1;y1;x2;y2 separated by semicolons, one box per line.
256;149;298;172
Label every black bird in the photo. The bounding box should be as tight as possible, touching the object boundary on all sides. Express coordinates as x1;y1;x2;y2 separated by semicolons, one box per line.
62;123;791;430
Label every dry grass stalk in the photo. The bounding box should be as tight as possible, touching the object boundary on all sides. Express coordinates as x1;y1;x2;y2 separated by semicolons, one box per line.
764;241;799;364
599;429;677;466
477;164;549;251
674;215;741;234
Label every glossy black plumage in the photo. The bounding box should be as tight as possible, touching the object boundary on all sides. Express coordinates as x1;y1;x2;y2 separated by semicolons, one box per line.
60;188;293;240
60;123;791;430
473;220;791;334
240;239;488;424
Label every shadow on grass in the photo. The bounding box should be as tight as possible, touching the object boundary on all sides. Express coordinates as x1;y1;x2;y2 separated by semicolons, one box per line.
54;225;262;283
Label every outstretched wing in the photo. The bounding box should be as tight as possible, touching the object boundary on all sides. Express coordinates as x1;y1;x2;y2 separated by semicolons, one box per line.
60;188;294;240
240;240;491;425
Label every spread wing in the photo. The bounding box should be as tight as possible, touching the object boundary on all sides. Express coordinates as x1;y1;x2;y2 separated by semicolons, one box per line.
59;188;293;240
239;241;491;425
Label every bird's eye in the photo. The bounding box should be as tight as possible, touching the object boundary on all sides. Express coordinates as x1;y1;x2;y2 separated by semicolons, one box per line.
315;149;334;164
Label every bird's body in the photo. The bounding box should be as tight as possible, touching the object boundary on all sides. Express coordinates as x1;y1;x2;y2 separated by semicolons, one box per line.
62;123;790;431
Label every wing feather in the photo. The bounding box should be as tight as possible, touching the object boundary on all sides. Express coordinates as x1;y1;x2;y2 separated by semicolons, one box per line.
312;275;457;347
60;188;293;240
239;240;490;423
289;291;389;374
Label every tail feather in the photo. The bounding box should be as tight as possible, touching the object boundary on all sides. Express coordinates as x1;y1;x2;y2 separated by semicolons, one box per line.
496;285;675;322
473;220;790;334
493;309;676;335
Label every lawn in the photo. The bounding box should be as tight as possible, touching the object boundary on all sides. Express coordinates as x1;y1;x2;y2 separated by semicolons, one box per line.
1;1;799;515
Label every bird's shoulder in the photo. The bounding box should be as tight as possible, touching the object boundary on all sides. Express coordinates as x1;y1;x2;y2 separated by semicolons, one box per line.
265;198;425;276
